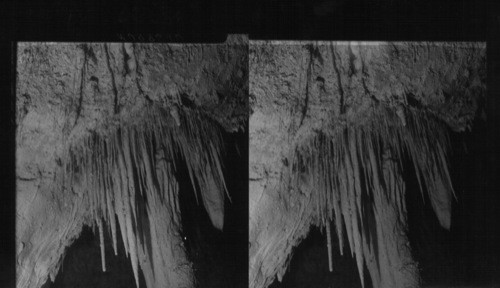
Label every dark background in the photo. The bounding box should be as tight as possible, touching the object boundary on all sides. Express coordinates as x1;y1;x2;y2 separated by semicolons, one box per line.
2;0;495;41
177;128;248;288
2;0;500;287
406;119;500;287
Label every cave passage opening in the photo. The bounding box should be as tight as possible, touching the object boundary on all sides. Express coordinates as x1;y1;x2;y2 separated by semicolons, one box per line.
406;118;500;287
268;117;500;288
41;222;147;288
268;225;371;288
177;128;248;288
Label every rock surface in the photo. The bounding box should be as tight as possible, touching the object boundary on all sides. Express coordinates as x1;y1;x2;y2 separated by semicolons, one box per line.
249;41;486;288
16;38;248;288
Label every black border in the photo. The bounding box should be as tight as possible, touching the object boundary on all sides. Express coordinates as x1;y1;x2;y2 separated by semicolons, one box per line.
3;0;500;286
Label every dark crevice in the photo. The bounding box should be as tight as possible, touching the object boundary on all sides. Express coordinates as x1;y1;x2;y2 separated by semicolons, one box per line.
177;129;247;288
299;44;314;127
406;92;423;109
269;226;364;288
16;176;37;181
330;43;345;114
85;45;98;65
347;45;357;77
103;44;120;114
406;121;500;287
122;44;131;76
73;45;88;128
360;52;376;104
131;43;145;96
180;93;197;109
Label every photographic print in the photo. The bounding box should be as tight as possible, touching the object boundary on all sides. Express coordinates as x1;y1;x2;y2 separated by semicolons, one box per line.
15;37;248;288
249;41;493;288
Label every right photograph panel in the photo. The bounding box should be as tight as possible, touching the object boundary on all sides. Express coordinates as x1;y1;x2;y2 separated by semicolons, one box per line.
249;41;491;288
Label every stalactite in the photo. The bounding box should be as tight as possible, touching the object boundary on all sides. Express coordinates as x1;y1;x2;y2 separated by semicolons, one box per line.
104;150;118;255
116;137;131;258
326;221;333;272
122;128;138;230
97;216;106;272
291;105;454;287
61;104;229;288
126;201;140;288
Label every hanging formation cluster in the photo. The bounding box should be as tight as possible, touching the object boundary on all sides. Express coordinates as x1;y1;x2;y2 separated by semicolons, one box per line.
60;104;228;288
288;105;455;287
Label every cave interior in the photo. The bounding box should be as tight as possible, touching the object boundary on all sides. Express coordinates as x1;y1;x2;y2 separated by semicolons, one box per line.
269;117;500;288
40;129;248;288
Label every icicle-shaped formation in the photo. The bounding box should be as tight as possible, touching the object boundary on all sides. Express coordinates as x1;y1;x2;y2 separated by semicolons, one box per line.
290;105;454;287
62;105;228;288
326;221;333;272
97;216;106;272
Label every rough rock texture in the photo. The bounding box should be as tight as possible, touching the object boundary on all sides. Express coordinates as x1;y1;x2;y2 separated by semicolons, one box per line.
16;36;248;288
249;41;486;288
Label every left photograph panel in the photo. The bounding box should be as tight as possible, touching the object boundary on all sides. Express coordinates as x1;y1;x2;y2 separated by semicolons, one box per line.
15;38;248;288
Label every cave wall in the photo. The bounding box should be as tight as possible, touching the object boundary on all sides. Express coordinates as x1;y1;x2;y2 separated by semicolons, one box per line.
15;38;488;288
16;36;248;288
248;41;486;288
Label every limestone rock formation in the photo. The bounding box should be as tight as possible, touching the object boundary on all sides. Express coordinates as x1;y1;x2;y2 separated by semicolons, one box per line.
249;41;486;288
16;37;248;288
